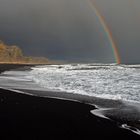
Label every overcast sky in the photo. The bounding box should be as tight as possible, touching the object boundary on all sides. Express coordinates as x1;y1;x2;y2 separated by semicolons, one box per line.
0;0;140;64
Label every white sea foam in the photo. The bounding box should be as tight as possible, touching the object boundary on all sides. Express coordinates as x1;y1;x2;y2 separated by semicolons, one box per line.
0;64;140;102
121;124;140;135
28;64;140;102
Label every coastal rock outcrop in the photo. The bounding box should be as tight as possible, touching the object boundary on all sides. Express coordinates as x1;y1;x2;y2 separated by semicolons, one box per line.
0;40;49;64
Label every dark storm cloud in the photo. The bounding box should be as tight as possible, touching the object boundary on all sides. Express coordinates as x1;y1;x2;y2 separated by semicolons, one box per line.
0;0;140;63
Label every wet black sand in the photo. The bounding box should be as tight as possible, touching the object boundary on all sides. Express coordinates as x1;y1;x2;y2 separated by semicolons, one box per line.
0;64;140;139
0;64;35;72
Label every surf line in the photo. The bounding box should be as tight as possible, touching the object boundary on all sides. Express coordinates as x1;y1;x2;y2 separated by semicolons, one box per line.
88;0;121;64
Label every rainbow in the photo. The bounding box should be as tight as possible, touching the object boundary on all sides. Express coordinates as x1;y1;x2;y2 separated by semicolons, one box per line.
87;0;121;64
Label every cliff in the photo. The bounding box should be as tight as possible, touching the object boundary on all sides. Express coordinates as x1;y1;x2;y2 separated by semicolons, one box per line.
0;40;49;64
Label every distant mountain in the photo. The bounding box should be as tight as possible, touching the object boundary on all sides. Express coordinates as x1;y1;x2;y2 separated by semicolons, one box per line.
0;40;50;64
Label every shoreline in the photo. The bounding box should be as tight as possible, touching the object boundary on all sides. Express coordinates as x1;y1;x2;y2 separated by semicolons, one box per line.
0;64;140;139
0;87;140;139
9;88;140;136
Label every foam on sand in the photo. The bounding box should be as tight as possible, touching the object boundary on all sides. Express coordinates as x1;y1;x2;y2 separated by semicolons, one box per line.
91;101;140;136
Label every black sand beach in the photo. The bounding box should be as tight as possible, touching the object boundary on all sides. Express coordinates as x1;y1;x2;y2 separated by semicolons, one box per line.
0;64;140;139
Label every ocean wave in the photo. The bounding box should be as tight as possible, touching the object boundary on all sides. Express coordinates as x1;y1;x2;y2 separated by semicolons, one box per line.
30;64;140;102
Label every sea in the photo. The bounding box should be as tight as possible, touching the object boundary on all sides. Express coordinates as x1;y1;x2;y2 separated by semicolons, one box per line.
29;63;140;103
1;63;140;103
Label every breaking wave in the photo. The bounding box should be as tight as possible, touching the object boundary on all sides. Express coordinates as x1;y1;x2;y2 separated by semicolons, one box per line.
29;64;140;102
